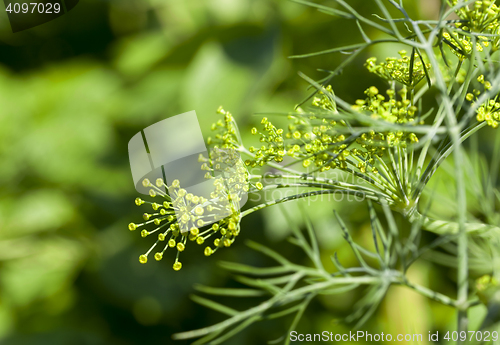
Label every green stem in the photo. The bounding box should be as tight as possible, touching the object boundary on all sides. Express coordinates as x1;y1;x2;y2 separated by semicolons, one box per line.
401;278;458;307
409;211;500;235
241;189;378;218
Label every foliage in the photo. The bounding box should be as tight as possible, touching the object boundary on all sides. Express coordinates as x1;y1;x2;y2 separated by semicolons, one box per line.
2;1;368;344
2;0;500;344
134;0;500;343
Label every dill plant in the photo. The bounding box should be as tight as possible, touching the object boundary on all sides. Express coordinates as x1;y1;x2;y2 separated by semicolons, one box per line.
128;1;500;343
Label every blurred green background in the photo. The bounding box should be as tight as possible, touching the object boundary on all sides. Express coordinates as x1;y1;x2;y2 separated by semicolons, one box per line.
0;0;494;344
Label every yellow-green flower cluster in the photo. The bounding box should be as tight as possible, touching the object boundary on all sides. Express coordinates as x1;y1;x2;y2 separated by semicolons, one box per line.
243;90;350;171
365;51;431;86
207;106;241;149
353;85;419;141
452;0;500;31
466;74;499;128
245;118;285;167
442;31;489;60
129;154;248;270
353;86;417;123
203;147;250;198
445;0;500;58
205;106;267;191
245;86;419;173
284;114;354;171
453;0;500;35
311;85;337;111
